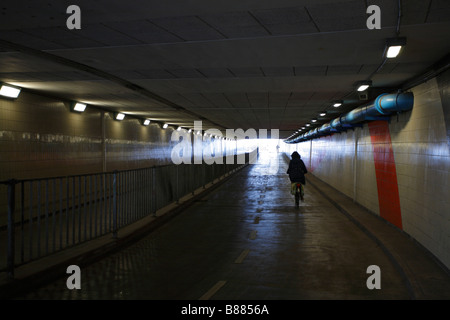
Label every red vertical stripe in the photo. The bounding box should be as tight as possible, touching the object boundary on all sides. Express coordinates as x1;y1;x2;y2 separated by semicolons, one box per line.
368;121;402;229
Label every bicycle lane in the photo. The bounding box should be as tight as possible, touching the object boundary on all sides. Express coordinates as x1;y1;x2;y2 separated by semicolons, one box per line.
17;151;410;300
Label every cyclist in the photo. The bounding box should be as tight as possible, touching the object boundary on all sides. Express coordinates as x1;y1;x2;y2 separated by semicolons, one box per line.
286;151;308;201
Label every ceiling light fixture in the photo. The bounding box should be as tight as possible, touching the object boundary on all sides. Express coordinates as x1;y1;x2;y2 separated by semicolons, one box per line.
0;84;21;98
333;100;343;107
385;37;406;58
311;118;317;123
115;113;125;121
142;119;151;126
319;111;327;117
355;80;372;92
163;123;169;129
71;102;87;113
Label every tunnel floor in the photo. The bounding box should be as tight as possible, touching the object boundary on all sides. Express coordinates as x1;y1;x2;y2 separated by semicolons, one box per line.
14;151;450;300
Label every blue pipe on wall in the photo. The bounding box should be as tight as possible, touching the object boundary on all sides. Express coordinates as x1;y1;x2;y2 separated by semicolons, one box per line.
285;92;414;144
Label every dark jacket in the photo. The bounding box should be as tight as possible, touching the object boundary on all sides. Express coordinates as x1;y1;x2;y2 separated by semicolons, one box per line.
287;158;307;184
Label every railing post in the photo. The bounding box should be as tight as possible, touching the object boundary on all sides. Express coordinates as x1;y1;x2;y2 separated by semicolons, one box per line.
152;167;156;217
7;179;16;279
176;165;179;204
191;165;195;196
112;171;118;239
202;165;206;189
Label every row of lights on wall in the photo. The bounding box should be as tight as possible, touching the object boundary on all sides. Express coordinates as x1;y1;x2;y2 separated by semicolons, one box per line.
0;88;232;140
289;99;343;138
289;37;406;139
72;101;233;139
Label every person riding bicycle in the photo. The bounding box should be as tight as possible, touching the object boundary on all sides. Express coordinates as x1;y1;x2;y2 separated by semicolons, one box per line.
286;151;307;200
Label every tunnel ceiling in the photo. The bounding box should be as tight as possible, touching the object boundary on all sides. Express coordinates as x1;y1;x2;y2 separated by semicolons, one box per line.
0;0;449;139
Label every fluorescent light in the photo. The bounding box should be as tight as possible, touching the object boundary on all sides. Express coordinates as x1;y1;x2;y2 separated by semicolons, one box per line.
0;85;21;98
386;45;402;58
115;113;125;121
177;126;182;131
385;37;406;59
306;124;311;127
188;129;192;133
355;80;372;92
73;103;87;112
142;119;150;126
333;100;343;107
319;111;327;117
163;123;168;129
357;84;370;91
311;119;317;123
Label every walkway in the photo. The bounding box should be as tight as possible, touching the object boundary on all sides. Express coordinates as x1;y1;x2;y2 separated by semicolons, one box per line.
6;151;450;300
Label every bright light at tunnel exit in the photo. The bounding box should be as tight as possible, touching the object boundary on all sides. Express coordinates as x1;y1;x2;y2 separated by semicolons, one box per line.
238;138;282;154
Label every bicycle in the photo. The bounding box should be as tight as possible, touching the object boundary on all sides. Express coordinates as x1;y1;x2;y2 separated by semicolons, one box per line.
294;182;304;207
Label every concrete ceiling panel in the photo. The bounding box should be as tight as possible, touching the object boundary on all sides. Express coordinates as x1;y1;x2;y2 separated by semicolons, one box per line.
0;0;449;138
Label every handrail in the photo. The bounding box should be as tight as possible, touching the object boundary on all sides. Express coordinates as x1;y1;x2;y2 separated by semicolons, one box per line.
0;159;247;279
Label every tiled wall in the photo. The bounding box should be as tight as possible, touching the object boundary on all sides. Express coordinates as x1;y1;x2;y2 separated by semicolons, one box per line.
393;75;449;269
284;71;450;269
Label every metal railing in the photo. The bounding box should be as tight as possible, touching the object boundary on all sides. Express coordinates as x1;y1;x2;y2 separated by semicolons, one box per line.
0;160;246;278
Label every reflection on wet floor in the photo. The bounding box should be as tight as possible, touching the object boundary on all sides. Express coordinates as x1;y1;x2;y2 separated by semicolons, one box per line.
19;150;411;300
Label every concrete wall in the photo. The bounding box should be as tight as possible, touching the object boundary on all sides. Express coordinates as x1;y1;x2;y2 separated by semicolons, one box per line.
0;91;180;181
284;70;450;270
0;90;242;228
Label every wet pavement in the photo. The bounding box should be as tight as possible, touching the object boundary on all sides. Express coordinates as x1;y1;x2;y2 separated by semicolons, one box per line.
10;151;450;300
